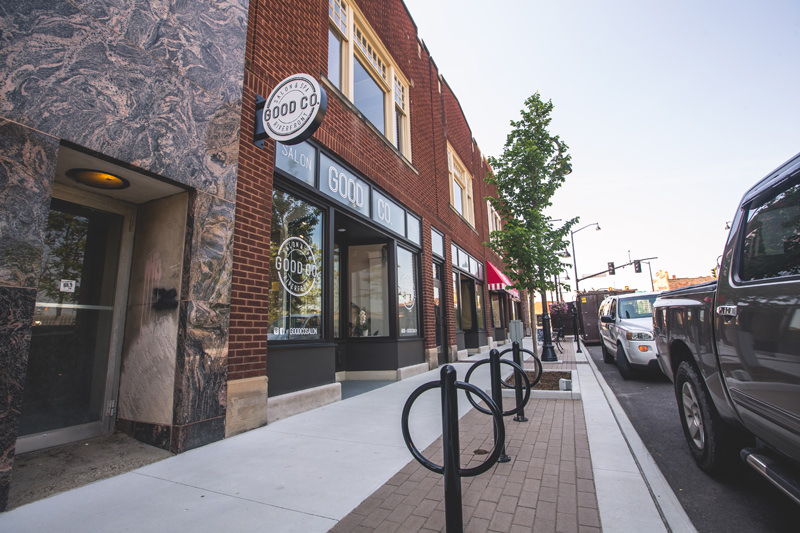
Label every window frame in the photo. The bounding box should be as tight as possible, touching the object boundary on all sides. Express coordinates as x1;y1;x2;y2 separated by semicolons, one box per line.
487;200;502;234
327;0;411;159
735;177;800;284
448;143;475;226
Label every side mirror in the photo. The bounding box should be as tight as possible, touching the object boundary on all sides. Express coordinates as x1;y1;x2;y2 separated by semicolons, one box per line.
600;315;614;324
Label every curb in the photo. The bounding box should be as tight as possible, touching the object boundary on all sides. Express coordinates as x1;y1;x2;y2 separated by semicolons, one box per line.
581;339;697;533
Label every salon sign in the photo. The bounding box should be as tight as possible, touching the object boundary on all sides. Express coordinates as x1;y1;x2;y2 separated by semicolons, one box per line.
275;237;318;297
256;74;327;146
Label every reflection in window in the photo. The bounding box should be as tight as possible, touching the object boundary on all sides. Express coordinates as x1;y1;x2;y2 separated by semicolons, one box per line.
334;244;341;338
397;247;419;336
491;294;502;328
453;272;461;330
475;281;484;330
269;190;323;341
618;296;657;319
460;277;474;330
349;244;388;337
353;57;385;135
740;180;800;281
328;28;343;89
453;179;464;216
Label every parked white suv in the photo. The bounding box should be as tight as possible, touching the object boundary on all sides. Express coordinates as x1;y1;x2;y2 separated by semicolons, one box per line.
598;292;660;379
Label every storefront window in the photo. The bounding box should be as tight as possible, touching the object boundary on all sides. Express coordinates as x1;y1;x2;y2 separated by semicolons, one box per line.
397;247;419;336
460;277;474;330
475;281;484;330
453;272;461;330
269;190;323;341
334;244;341;338
491;294;502;328
349;244;388;337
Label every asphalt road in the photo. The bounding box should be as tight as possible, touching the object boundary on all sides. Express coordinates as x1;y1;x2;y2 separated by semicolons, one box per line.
584;342;800;532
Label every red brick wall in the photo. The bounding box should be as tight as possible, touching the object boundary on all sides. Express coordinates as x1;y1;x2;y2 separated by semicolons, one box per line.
229;0;508;379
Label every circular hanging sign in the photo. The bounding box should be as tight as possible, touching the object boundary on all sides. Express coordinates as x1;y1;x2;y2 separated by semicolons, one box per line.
263;74;327;145
275;237;318;297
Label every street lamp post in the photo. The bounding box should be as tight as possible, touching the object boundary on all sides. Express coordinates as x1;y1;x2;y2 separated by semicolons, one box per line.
570;222;601;353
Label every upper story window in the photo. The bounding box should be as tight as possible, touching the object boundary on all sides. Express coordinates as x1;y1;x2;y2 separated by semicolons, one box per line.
327;0;411;159
487;200;502;234
448;144;474;226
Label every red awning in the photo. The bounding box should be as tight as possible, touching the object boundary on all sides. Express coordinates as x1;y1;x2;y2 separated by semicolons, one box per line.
486;261;520;299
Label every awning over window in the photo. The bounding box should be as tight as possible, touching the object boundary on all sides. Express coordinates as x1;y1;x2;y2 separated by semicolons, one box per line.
486;261;520;299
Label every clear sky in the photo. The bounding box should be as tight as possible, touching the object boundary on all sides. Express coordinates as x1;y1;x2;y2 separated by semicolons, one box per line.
402;0;800;295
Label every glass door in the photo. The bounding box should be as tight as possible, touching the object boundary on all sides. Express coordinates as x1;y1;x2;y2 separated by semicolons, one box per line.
18;191;133;452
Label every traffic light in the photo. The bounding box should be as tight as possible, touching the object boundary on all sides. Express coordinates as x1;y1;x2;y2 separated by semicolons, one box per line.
608;262;615;275
634;260;642;273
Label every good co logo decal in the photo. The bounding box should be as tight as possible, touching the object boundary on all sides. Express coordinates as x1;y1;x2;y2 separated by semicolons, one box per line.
257;73;327;146
275;237;318;297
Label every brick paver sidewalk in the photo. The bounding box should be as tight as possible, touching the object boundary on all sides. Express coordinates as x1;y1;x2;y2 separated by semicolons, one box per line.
331;392;600;532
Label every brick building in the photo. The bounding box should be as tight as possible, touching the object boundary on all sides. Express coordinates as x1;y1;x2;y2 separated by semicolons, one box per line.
0;0;524;510
653;270;716;291
226;0;524;432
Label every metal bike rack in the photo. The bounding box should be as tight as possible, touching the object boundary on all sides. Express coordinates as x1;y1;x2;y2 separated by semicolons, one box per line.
497;341;542;422
464;348;531;463
401;365;505;533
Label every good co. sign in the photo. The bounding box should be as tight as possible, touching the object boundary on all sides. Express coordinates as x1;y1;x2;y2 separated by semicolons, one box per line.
255;73;327;147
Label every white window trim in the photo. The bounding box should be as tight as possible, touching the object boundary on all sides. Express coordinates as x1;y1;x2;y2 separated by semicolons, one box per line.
448;143;474;226
328;0;411;160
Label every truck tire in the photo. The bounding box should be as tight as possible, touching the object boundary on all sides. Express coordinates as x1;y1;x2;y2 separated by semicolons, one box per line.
601;340;614;364
616;343;635;380
674;361;741;475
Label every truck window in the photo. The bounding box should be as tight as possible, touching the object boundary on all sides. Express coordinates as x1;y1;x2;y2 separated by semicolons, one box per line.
619;296;657;319
740;180;800;281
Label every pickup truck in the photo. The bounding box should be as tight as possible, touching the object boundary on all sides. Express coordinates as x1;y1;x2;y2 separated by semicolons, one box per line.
653;151;800;505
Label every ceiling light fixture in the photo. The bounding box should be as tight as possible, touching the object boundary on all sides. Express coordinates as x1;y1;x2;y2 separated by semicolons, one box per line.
67;168;130;190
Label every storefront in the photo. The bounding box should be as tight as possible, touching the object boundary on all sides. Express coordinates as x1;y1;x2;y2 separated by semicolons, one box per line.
451;244;487;353
268;141;425;403
487;261;519;344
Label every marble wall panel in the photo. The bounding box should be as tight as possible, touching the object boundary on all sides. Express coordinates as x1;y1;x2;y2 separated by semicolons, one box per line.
184;191;235;305
0;120;58;288
118;194;187;425
174;300;229;427
0;2;245;202
0;286;36;511
70;0;249;104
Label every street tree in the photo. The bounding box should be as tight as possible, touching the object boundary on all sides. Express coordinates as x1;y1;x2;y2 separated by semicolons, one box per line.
486;92;577;359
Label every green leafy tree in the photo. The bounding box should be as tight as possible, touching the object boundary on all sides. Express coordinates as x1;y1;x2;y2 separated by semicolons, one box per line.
486;93;577;341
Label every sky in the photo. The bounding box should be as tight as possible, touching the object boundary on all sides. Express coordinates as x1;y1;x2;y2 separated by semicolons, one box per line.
402;0;800;296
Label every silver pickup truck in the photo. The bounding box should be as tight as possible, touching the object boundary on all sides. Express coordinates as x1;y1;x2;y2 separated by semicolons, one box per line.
653;151;800;505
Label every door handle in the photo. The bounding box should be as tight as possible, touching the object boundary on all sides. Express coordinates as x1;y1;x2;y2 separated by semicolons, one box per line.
716;305;737;317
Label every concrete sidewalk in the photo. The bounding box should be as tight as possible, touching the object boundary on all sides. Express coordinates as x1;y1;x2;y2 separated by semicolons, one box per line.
0;338;694;532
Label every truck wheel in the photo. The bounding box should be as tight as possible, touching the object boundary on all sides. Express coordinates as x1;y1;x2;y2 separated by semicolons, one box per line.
616;343;635;380
601;341;614;364
674;361;741;475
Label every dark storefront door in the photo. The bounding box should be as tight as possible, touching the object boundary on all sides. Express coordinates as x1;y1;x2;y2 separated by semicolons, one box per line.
19;197;129;451
334;213;391;373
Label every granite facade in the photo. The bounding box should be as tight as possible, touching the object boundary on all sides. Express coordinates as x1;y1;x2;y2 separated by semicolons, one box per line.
0;0;248;510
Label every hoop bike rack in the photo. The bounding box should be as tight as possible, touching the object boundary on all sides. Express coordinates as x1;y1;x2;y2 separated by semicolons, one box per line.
496;341;542;422
401;365;505;533
463;348;531;462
